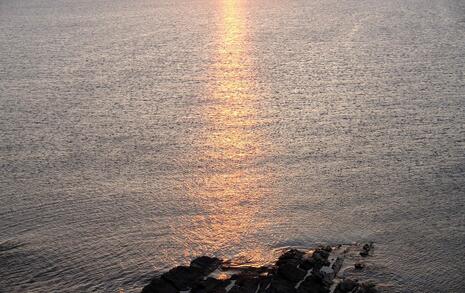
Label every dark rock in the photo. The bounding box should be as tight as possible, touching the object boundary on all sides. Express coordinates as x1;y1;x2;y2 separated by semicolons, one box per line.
162;266;204;291
141;277;177;293
321;246;332;253
229;286;247;293
231;266;273;278
311;250;330;270
257;275;273;293
312;267;334;286
334;279;358;293
267;276;297;293
191;277;229;293
360;243;374;257
141;247;379;293
313;249;330;260
332;257;344;275
300;257;315;271
283;249;306;260
311;256;343;287
297;275;329;293
278;262;307;283
191;256;222;273
230;274;261;293
229;282;258;293
277;249;305;266
360;250;369;257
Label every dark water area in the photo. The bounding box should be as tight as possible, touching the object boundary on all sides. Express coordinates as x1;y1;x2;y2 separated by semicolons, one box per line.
1;0;464;292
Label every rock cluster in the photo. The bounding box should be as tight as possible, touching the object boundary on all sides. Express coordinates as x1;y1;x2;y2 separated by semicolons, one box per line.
142;245;377;293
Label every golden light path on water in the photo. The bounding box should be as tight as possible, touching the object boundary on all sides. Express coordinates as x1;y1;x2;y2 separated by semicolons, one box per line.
183;0;274;264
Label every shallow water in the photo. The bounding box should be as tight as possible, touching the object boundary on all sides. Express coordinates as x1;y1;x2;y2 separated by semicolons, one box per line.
1;0;465;292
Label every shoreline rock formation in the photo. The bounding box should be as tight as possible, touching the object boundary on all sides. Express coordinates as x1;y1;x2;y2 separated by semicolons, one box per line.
142;244;378;293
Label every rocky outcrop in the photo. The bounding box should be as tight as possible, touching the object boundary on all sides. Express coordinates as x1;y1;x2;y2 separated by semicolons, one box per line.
141;244;378;293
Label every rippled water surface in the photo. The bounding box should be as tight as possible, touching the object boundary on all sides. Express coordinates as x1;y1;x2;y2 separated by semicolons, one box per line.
1;0;465;292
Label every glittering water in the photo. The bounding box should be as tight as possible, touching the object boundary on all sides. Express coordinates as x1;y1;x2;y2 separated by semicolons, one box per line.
1;0;464;292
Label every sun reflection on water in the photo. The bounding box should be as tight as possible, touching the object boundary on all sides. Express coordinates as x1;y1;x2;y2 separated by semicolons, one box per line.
183;0;272;262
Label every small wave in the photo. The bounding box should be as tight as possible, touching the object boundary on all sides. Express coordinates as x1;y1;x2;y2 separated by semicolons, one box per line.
0;240;25;252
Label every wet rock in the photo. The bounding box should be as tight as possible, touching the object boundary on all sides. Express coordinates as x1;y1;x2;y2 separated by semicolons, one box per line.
141;277;177;293
191;256;222;274
162;266;203;291
334;278;358;293
277;262;307;284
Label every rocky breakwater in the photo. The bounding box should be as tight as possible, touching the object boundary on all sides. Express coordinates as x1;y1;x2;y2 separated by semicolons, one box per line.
142;243;378;293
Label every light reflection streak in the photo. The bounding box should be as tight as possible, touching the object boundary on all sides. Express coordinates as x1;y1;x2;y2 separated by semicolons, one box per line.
184;0;272;263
